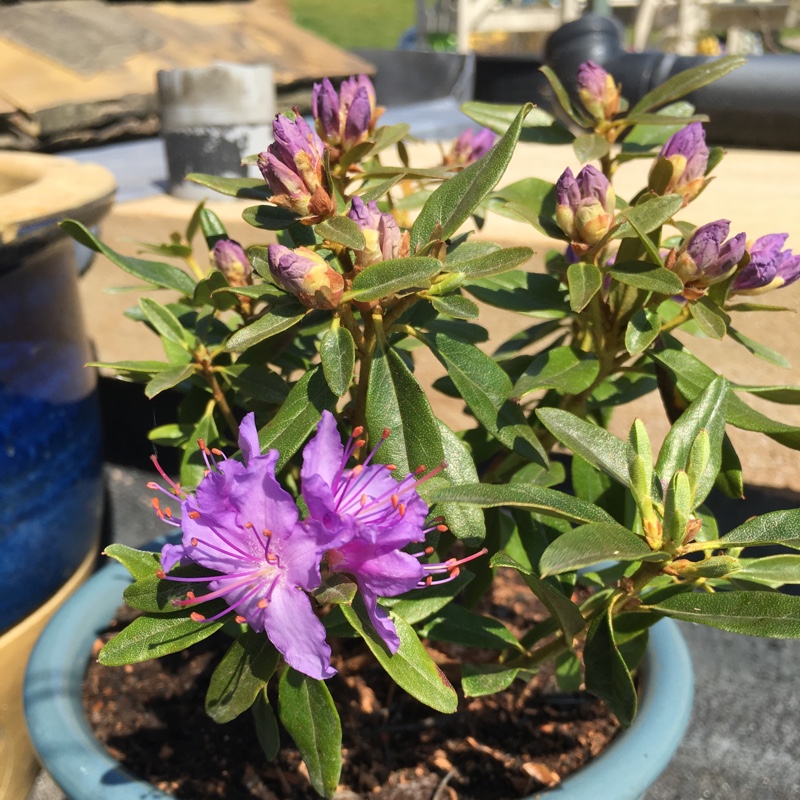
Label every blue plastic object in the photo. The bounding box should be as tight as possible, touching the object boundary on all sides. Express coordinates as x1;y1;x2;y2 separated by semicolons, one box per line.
24;545;694;800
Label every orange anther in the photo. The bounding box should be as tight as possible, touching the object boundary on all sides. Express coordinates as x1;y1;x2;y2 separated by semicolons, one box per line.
190;612;206;622
188;511;200;519
190;537;199;546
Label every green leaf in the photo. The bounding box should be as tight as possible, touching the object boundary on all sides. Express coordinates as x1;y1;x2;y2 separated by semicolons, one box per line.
736;555;800;587
122;567;212;614
345;257;442;302
461;664;521;698
199;208;228;248
460;101;574;144
430;294;480;319
319;327;355;397
103;544;160;581
539;522;660;577
466;270;568;319
357;175;404;203
60;220;197;295
86;359;171;378
186;173;272;200
316;215;366;250
430;483;614;525
573;132;610;164
612;195;684;239
512;346;599;399
448;246;534;280
689;297;729;339
609;261;684;295
567;262;603;312
257;367;337;471
539;65;593;127
716;509;800;550
555;650;582;693
628;56;747;117
410;103;533;251
206;630;280;723
625;308;661;355
139;296;190;349
728;327;791;368
340;599;458;713
584;608;637;727
648;591;800;638
622;101;698;149
486;177;556;229
365;341;445;475
252;690;281;760
225;301;307;352
419;604;522;651
420;331;546;465
662;471;692;546
536;408;630;488
99;614;223;665
242;204;300;230
145;364;194;399
734;384;800;404
278;669;342;798
655;375;728;507
382;570;473;625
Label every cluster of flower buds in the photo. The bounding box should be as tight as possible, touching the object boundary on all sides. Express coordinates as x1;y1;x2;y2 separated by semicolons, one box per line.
730;233;800;295
443;127;497;168
312;75;382;153
649;122;709;205
267;244;344;310
257;114;336;225
668;220;746;300
347;196;409;269
576;61;621;121
555;165;616;253
210;239;253;288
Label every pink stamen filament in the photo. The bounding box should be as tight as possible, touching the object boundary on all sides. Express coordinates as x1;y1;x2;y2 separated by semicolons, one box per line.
149;456;188;499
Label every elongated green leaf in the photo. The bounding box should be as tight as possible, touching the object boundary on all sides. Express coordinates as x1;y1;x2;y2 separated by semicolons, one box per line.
420;331;546;464
186;173;272;200
430;483;613;525
540;522;659;577
728;327;791;368
278;669;342;798
625;308;661;355
716;509;800;550
622;101;698;149
365;341;445;475
584;608;637;727
430;294;480;319
613;195;684;239
461;101;574;144
465;270;568;318
104;544;160;581
513;346;599;399
319;327;355;397
145;364;194;399
99;614;223;665
536;408;630;488
735;384;800;404
737;555;800;587
573;132;610;164
345;257;442;302
567;262;603;312
252;691;281;760
340;599;458;713
649;591;800;638
87;359;171;377
461;664;522;698
486;177;557;227
445;241;500;265
540;65;593;127
419;604;522;651
628;56;746;117
139;297;190;349
316;215;366;250
242;204;300;230
411;103;532;251
61;220;197;295
257;367;337;470
383;571;473;625
609;261;684;295
689;297;728;339
225;301;307;352
206;630;280;723
122;566;213;614
199;208;228;248
447;246;534;280
357;175;404;203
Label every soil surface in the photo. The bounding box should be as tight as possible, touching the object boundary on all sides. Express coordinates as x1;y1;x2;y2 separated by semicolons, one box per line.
83;571;619;800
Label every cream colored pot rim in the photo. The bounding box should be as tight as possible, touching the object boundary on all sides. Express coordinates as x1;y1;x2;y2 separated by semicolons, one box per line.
0;151;116;247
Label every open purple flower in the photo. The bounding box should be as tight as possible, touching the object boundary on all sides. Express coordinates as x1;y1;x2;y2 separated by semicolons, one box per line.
301;411;483;652
444;128;497;168
731;233;800;295
651;122;709;204
347;195;407;269
151;414;337;680
576;61;620;120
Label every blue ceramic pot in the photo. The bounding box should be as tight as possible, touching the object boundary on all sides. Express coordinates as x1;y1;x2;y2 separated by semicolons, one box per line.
25;549;694;800
0;153;114;633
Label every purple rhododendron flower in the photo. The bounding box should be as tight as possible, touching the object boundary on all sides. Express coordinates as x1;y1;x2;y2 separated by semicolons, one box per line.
653;122;709;204
576;61;620;120
152;414;337;680
312;75;380;150
445;128;497;168
267;243;344;309
347;196;406;268
671;220;746;300
211;239;252;288
731;233;800;295
555;165;616;251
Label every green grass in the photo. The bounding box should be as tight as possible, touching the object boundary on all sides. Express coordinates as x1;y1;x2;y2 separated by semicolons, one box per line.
289;0;415;50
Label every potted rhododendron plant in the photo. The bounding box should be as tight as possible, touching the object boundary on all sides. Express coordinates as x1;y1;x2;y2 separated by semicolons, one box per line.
24;56;800;800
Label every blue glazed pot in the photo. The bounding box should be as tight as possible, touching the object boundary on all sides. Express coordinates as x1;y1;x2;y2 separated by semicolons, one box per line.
25;549;694;800
0;153;115;633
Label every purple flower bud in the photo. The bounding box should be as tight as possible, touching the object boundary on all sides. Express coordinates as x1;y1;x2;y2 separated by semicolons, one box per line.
257;113;336;224
730;233;800;295
311;74;381;151
651;122;709;204
445;128;498;168
312;78;341;143
672;220;746;299
347;196;406;268
576;61;620;120
267;244;344;309
555;165;616;249
211;239;252;287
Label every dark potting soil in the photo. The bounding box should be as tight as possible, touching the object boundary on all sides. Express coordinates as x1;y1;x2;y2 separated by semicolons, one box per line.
83;571;619;800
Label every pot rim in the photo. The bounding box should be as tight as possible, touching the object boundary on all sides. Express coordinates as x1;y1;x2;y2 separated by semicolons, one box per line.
24;546;693;800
